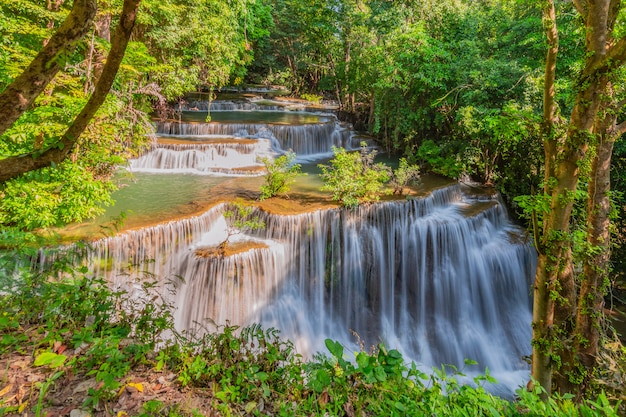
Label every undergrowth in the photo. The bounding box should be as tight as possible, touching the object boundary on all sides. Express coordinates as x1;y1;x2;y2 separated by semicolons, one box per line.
0;246;622;416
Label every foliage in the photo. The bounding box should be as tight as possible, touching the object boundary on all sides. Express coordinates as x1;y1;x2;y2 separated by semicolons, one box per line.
319;144;391;208
415;139;463;179
137;0;272;95
390;158;421;195
217;200;266;254
174;323;302;415
250;0;551;201
301;93;322;104
249;0;340;93
0;245;623;415
0;162;116;229
0;245;174;410
259;152;302;200
0;0;273;232
456;102;538;185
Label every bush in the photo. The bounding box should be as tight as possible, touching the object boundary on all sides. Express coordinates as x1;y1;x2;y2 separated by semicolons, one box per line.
301;93;323;104
390;157;421;195
318;144;391;208
416;139;463;179
0;162;116;229
259;152;302;200
0;246;175;410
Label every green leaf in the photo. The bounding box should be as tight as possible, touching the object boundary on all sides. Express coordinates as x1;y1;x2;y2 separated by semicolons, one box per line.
310;368;331;393
34;351;67;368
324;339;344;360
374;365;387;382
356;351;370;369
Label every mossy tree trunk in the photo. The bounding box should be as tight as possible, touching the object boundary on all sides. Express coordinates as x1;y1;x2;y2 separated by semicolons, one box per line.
532;0;626;396
575;83;626;390
0;0;142;183
0;0;97;136
531;0;560;395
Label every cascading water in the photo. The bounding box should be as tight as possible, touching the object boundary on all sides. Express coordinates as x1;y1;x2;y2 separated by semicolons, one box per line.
154;119;350;155
74;95;538;397
129;140;273;175
131;110;352;175
88;183;535;396
177;99;287;112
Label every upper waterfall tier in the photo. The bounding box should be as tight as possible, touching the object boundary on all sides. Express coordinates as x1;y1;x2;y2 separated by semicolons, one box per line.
154;119;352;156
177;99;289;112
129;139;271;175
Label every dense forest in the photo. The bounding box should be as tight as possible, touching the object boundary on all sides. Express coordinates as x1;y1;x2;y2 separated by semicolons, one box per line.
1;0;626;415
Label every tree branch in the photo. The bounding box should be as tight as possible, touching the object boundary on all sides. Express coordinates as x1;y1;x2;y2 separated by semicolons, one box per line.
616;120;626;136
608;0;622;34
0;0;142;183
542;0;559;183
606;36;626;66
0;0;97;136
573;0;589;18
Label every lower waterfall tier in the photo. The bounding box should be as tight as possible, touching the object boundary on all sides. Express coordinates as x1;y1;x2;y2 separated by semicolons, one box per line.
88;183;536;396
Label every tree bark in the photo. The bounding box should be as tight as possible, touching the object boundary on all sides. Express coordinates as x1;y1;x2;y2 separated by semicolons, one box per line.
84;11;113;95
541;0;559;185
532;0;626;395
0;0;142;183
575;80;626;392
531;0;559;395
0;0;97;136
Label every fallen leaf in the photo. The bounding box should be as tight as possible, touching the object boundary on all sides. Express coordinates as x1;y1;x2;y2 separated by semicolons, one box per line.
343;401;356;417
0;384;12;397
245;401;257;413
318;391;329;408
127;382;143;393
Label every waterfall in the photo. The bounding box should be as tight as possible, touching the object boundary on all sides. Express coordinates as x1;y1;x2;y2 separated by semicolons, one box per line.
178;100;286;112
87;184;535;394
155;120;351;155
129;140;272;175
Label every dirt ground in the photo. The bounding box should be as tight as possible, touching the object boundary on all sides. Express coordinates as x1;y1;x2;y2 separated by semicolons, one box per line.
1;350;217;416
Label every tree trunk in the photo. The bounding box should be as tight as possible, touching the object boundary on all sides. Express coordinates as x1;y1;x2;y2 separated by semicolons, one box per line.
532;0;626;395
343;41;352;112
531;0;559;395
0;0;142;183
0;0;97;136
575;84;625;392
95;11;112;42
550;0;626;393
541;68;609;397
368;94;375;130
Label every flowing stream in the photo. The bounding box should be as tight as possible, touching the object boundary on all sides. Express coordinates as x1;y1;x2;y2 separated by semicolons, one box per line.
81;96;536;395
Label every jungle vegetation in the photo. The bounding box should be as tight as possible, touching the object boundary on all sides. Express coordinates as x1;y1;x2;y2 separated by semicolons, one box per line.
1;0;625;413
